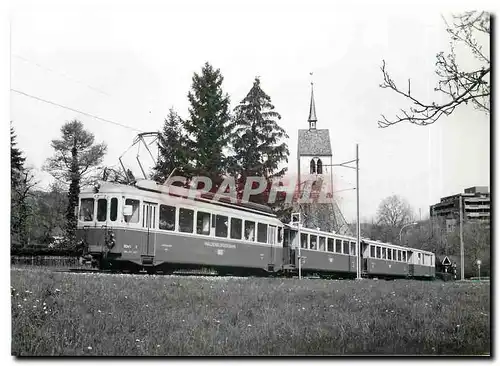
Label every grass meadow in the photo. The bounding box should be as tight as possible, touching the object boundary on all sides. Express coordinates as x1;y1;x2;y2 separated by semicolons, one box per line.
11;266;490;356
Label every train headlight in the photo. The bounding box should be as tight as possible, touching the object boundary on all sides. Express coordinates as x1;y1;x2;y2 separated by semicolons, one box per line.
93;181;101;193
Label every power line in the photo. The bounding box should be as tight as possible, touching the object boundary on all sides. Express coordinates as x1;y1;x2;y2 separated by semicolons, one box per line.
11;88;143;133
12;54;111;97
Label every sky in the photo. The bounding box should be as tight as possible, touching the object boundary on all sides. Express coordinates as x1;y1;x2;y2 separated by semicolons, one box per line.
8;0;491;223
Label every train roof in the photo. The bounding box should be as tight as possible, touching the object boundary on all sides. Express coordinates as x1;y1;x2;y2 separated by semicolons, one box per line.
284;223;434;255
81;179;276;217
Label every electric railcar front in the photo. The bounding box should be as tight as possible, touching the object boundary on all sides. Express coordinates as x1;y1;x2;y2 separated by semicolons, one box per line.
76;180;287;274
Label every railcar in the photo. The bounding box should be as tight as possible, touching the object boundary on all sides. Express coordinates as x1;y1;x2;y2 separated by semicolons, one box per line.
76;179;288;275
76;179;435;279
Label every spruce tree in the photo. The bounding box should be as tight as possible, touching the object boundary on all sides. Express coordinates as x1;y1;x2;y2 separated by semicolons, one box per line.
153;108;189;183
11;124;25;189
230;77;289;207
184;62;231;187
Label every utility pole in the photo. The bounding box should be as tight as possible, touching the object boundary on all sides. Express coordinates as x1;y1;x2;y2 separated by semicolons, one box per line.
459;195;464;280
292;212;302;280
356;144;361;280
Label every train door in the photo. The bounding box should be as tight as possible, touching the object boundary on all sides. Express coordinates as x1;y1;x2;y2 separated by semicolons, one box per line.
268;225;277;269
95;196;110;250
142;201;157;257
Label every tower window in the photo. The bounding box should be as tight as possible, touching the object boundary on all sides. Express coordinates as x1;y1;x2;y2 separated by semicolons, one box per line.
317;159;323;174
310;122;316;129
310;159;316;174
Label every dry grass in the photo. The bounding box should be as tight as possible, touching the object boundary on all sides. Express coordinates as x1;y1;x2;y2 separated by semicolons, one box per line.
11;266;490;356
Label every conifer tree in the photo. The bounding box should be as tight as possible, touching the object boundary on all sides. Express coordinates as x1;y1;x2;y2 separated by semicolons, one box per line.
153;108;189;183
11;124;25;189
230;77;289;207
184;62;231;187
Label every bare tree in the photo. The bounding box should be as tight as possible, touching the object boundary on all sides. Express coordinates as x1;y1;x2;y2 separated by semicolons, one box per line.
378;11;490;128
11;167;38;246
376;195;413;227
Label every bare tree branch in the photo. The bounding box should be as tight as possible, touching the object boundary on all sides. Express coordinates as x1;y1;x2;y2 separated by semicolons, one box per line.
378;11;490;128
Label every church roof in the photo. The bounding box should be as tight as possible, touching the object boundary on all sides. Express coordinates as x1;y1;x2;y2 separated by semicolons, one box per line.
298;129;332;156
308;83;317;122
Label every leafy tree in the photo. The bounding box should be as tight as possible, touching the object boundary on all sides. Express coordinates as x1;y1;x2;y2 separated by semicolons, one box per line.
11;124;25;189
184;62;231;186
379;11;490;127
44;120;107;244
230;77;289;205
153;109;190;183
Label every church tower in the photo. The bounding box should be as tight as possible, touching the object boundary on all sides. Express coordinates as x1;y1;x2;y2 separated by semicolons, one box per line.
296;82;352;235
297;82;333;191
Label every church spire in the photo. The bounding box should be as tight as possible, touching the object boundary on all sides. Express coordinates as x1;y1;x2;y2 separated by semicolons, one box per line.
308;81;317;129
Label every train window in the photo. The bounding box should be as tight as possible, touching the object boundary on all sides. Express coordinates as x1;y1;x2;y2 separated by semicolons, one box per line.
398;250;402;261
350;242;356;256
179;208;194;233
335;239;342;253
319;237;326;251
301;233;308;249
382;247;386;259
124;199;140;223
417;253;421;264
278;227;283;243
96;199;107;222
196;211;211;235
257;223;267;243
230;218;242;239
343;240;349;255
310;235;317;250
376;246;381;259
327;238;334;252
244;221;255;241
110;198;118;221
216;215;229;238
159;205;176;231
370;245;375;258
402;251;407;262
79;198;94;221
388;248;392;260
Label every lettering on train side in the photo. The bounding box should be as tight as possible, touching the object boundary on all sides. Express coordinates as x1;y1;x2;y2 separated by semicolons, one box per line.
204;242;236;249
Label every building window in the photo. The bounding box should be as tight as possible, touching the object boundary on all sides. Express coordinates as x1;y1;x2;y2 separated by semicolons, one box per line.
310;159;316;174
317;159;323;174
